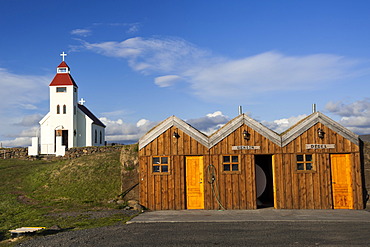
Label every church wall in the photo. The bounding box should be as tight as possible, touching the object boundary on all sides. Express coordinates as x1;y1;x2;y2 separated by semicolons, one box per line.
86;117;93;146
76;110;87;147
49;85;76;150
92;124;105;146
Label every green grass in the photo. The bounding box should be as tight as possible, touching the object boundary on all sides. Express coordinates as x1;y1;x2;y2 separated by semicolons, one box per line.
0;150;136;244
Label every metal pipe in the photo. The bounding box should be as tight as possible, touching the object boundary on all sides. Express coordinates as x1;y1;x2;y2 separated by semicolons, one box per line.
312;104;317;113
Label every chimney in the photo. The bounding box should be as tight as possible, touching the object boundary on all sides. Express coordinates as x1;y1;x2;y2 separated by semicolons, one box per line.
312;104;317;113
238;106;243;115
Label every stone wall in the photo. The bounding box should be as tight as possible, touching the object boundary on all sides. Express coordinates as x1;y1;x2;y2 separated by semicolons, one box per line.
0;148;29;160
0;145;123;160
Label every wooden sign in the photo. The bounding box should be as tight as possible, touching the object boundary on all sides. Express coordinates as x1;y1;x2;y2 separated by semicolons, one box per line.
232;146;261;150
305;144;335;149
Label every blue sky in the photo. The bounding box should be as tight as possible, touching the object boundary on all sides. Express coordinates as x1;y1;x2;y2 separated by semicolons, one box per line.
1;0;370;146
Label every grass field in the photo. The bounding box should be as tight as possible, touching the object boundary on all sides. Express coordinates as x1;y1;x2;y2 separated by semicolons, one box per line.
0;149;136;244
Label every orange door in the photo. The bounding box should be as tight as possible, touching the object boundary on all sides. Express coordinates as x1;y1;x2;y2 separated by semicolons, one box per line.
186;156;204;209
330;154;354;209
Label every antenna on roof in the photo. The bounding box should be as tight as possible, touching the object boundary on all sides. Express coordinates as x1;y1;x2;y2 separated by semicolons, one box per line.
238;106;243;115
312;104;317;113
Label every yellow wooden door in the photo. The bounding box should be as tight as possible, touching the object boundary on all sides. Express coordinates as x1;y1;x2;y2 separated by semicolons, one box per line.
186;156;204;209
330;154;354;209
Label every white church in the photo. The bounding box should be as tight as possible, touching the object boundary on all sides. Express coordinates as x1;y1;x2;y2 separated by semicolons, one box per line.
29;53;106;156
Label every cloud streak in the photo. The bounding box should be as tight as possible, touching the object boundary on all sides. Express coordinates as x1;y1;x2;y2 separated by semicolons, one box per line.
80;36;363;102
0;68;50;112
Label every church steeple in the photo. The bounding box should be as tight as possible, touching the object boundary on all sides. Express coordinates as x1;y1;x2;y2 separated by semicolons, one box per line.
49;52;78;87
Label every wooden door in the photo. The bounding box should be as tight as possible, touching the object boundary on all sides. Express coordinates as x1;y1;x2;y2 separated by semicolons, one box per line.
186;156;204;209
330;154;354;209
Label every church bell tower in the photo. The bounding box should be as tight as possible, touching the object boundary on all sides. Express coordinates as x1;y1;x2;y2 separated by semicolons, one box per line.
47;52;78;150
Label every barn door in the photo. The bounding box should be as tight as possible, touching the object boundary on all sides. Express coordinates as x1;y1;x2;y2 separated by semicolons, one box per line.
186;156;204;209
330;154;354;209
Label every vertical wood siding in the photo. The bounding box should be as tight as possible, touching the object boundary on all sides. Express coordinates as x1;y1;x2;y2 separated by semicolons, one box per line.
139;122;363;210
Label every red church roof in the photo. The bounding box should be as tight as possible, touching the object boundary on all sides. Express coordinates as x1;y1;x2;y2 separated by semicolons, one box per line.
57;61;69;68
49;62;78;87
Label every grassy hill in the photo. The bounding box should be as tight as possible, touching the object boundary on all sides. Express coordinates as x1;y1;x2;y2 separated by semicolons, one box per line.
0;148;136;243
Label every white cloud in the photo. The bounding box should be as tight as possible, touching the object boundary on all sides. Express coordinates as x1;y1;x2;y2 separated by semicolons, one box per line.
71;29;92;37
0;68;50;111
0;137;32;148
100;117;157;143
82;37;210;74
261;114;307;134
16;114;43;127
186;111;229;135
80;36;363;102
154;75;182;87
126;23;140;34
0;69;50;147
326;99;370;134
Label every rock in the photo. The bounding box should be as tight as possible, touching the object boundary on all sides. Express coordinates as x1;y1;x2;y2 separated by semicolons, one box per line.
116;200;125;204
127;200;139;207
127;199;143;211
49;225;62;231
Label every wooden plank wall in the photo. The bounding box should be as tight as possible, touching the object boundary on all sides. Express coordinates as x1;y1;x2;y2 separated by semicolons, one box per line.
278;123;363;209
139;127;208;210
139;123;363;210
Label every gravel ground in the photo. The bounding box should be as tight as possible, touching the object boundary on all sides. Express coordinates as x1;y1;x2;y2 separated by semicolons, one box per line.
16;221;370;247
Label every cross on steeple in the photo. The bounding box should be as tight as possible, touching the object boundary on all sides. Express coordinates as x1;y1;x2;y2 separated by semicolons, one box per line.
60;52;67;61
79;98;86;105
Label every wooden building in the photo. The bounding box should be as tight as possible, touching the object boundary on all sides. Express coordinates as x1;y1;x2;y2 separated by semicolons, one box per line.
138;112;364;210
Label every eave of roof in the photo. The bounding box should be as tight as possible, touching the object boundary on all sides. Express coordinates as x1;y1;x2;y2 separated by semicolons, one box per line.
78;104;106;128
208;114;281;147
281;112;359;146
49;73;78;87
139;112;359;150
139;116;208;150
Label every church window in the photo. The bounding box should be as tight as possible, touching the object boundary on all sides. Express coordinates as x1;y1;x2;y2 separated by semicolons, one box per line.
95;130;97;143
56;87;67;93
100;131;102;144
63;105;66;114
57;105;60;114
57;68;67;73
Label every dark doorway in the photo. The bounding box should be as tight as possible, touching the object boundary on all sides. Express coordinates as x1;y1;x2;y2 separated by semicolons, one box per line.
62;130;68;149
255;155;274;208
55;129;69;151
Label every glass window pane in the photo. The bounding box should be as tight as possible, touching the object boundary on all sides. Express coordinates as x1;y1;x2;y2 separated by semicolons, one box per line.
153;157;160;164
153;166;160;172
161;157;168;164
306;163;313;170
232;164;239;171
56;87;66;92
223;156;230;163
161;165;168;172
297;155;304;162
297;163;304;170
306;155;312;162
224;164;231;171
232;156;238;163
